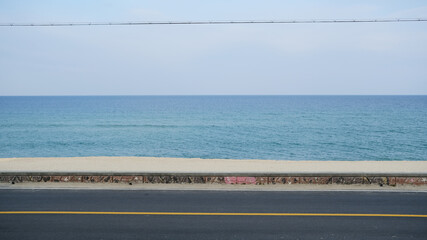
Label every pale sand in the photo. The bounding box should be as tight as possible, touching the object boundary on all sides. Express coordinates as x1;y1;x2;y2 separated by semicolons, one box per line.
0;157;426;175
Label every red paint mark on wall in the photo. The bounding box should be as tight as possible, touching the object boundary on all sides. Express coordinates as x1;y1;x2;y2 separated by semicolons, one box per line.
225;177;256;184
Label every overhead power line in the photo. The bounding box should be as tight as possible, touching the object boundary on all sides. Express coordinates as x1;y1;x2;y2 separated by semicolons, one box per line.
0;18;426;27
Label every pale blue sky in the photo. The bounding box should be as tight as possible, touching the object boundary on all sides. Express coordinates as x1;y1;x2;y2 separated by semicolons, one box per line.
0;0;426;95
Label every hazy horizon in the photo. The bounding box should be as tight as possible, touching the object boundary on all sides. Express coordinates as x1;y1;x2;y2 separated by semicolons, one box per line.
1;94;427;97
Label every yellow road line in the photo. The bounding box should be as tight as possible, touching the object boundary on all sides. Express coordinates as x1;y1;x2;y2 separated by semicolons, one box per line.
0;211;426;218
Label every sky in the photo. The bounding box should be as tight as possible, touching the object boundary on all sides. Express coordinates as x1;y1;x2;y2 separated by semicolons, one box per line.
0;0;426;95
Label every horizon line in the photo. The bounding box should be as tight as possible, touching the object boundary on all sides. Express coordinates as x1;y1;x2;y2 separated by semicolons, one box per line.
0;94;426;97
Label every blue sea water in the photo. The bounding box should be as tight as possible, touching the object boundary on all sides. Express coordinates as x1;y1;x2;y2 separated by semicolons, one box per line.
0;96;426;160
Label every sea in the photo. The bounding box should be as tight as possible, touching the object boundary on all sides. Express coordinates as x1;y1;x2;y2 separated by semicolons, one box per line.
0;96;426;160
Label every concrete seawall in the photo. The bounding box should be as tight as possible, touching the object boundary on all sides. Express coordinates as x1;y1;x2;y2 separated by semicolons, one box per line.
1;157;426;186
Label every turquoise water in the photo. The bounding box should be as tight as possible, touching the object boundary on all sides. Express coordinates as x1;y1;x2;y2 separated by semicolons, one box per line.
0;96;426;160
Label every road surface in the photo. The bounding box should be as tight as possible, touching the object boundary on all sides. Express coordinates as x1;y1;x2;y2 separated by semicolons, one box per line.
0;189;426;239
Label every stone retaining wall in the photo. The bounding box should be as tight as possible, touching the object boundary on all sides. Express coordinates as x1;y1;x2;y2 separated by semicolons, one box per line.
1;175;426;186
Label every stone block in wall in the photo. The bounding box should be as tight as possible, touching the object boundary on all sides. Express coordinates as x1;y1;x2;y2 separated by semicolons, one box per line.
28;176;43;182
395;177;427;186
255;177;269;185
363;177;388;185
144;176;197;184
41;176;51;182
268;177;285;184
174;176;198;183
205;177;225;184
15;176;24;183
237;177;256;184
3;176;23;183
112;176;122;183
388;177;396;186
149;176;169;183
0;176;10;182
82;176;94;183
51;176;62;182
118;176;143;183
82;176;113;183
59;176;82;182
298;177;314;184
299;177;332;184
144;176;160;183
19;176;28;182
164;176;177;183
188;176;205;183
332;177;363;184
268;177;299;184
172;176;190;183
224;177;256;185
225;177;237;184
134;176;144;183
289;177;300;184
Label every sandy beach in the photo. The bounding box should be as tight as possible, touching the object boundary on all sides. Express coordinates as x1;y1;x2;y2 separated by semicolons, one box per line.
1;157;426;176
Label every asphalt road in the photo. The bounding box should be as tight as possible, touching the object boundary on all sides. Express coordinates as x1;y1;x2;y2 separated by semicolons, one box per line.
0;189;426;239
